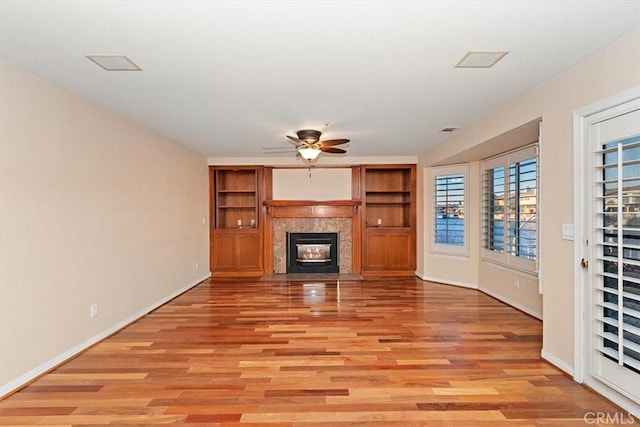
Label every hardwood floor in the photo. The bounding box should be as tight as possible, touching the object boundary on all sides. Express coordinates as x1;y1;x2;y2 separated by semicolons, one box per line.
0;277;633;426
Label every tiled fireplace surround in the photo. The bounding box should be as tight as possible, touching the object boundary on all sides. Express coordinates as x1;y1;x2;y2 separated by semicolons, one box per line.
273;217;352;274
263;200;361;275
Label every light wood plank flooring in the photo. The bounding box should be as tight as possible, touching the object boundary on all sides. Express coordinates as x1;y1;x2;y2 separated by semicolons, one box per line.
0;277;633;426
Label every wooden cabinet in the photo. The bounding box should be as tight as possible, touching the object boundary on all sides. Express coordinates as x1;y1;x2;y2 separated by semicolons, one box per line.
361;165;416;276
208;164;414;277
211;230;262;271
210;167;263;277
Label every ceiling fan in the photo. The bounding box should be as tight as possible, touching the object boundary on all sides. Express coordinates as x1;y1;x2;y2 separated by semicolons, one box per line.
263;129;349;163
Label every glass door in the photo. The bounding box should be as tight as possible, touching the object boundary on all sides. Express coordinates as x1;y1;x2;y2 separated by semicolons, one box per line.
589;104;640;403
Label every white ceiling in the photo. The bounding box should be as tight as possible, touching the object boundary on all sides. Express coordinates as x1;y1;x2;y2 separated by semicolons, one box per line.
1;1;639;159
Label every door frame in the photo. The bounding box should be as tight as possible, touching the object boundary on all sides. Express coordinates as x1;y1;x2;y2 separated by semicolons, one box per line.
573;85;640;412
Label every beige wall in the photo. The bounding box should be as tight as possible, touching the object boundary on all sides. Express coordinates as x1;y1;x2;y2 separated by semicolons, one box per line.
418;162;481;289
272;168;353;200
0;63;210;394
418;29;640;370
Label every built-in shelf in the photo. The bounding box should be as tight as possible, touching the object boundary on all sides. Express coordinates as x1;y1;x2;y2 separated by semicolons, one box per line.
210;166;264;277
363;167;413;228
214;169;258;229
361;165;416;275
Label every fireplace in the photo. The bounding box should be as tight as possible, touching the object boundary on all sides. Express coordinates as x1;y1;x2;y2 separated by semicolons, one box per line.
287;232;339;273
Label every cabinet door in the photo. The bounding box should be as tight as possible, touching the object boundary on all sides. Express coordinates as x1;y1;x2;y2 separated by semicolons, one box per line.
364;232;388;268
212;231;262;273
385;232;412;270
235;232;262;270
363;229;414;273
212;234;236;270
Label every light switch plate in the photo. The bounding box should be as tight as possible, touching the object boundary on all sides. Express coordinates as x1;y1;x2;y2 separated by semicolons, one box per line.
562;224;574;240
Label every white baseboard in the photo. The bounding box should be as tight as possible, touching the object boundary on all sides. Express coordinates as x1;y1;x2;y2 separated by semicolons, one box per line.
416;273;541;319
0;272;211;398
415;272;478;290
541;348;574;376
478;286;543;320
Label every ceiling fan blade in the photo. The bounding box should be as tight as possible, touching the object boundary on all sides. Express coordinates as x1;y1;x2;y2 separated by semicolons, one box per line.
321;147;347;154
286;135;304;146
319;138;349;147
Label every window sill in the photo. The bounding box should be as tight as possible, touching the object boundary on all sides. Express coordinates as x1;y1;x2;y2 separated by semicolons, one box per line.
431;250;469;259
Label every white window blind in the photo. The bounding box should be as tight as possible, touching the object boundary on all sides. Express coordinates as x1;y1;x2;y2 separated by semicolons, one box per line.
485;166;505;253
482;145;538;272
431;164;468;256
509;157;538;260
594;134;640;374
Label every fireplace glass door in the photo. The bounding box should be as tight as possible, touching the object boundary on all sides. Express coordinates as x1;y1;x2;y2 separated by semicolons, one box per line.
287;232;339;273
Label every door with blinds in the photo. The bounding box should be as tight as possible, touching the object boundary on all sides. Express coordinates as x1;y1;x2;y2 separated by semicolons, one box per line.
589;101;640;403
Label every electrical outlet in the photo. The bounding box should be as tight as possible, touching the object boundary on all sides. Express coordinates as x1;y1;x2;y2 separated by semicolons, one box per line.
513;279;520;289
195;261;199;271
377;218;382;225
90;304;99;318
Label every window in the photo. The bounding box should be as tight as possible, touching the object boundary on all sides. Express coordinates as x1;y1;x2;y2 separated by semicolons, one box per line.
435;174;465;245
432;164;468;256
482;145;538;272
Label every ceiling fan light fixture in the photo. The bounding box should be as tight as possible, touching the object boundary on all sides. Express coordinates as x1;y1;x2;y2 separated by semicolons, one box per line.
296;129;322;145
298;147;322;160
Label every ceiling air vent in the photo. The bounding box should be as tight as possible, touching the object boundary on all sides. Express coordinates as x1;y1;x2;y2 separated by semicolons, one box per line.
439;127;460;134
455;51;508;68
85;55;142;71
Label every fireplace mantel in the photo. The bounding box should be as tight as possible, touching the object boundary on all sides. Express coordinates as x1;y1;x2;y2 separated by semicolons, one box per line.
263;199;362;273
263;199;361;218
